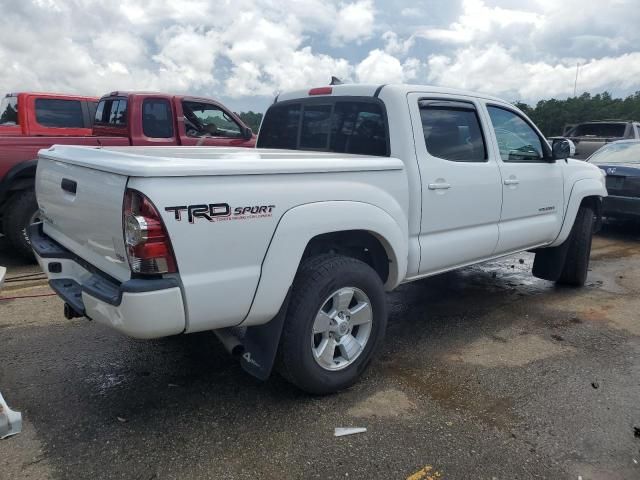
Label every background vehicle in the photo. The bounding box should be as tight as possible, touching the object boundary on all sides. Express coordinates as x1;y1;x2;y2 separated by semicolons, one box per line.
588;140;640;220
559;120;640;159
33;84;606;394
0;91;255;257
0;92;97;137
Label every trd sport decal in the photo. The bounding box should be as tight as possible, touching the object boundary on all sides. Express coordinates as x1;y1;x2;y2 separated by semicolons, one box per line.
165;203;276;223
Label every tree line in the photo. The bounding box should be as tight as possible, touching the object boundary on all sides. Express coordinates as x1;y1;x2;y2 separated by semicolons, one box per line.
515;91;640;137
237;90;640;138
236;111;263;133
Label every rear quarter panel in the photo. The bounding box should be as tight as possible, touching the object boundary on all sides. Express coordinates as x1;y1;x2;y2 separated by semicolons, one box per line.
129;167;408;332
0;137;129;186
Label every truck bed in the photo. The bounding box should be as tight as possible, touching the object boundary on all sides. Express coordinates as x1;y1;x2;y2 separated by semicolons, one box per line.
37;145;403;177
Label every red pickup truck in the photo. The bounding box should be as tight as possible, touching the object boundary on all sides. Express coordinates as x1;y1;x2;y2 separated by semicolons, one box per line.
0;91;256;257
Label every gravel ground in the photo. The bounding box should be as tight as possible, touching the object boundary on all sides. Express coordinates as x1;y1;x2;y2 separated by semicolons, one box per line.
1;222;639;480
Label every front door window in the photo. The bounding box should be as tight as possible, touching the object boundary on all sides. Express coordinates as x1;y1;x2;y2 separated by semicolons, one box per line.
182;101;242;138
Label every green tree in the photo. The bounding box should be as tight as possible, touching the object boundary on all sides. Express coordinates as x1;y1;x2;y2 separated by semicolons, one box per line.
236;111;263;133
517;91;640;136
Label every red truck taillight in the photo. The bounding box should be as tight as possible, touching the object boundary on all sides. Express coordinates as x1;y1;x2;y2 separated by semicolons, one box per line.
123;189;177;275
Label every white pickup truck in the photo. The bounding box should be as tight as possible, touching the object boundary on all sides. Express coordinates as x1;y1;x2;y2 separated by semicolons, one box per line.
32;84;607;394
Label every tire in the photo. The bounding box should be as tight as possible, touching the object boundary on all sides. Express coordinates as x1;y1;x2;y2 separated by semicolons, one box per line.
2;189;39;260
556;206;595;286
278;254;387;395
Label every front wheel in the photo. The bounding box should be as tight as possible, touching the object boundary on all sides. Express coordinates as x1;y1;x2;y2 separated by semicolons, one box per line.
278;254;387;395
556;206;595;286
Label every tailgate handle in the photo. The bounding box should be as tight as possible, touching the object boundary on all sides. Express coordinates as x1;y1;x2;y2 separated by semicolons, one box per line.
61;178;77;195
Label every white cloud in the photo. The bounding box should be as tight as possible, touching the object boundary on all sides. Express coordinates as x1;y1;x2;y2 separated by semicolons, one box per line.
418;0;542;44
355;49;420;84
0;0;638;109
426;45;640;102
382;31;414;56
331;0;376;46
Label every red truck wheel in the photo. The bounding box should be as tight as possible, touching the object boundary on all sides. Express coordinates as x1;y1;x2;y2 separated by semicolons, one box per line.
3;189;39;260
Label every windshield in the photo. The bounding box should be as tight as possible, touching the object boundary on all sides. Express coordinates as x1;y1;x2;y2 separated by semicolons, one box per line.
588;141;640;164
568;123;626;138
0;96;18;125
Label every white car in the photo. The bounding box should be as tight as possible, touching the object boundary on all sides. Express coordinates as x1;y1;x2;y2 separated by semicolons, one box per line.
31;84;607;394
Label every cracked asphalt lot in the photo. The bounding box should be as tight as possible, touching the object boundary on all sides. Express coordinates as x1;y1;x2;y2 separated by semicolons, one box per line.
1;222;639;479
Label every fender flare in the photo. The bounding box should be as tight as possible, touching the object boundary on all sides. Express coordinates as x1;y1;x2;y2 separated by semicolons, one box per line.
549;177;606;247
0;159;38;206
241;201;408;327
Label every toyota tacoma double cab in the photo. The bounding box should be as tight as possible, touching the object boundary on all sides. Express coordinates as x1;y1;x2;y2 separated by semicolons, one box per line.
0;91;255;257
32;84;607;394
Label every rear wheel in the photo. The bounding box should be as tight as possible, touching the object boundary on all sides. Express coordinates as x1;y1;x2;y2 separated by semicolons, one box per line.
2;189;40;260
556;206;594;286
278;254;387;394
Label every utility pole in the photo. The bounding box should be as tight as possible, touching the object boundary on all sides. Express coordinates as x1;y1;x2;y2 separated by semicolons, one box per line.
573;62;580;97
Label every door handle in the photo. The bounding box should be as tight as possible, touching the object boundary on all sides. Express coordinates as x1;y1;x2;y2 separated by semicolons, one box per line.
503;178;519;185
428;182;451;190
61;178;77;194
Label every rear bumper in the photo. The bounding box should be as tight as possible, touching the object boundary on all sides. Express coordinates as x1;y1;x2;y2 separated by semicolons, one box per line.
602;195;640;219
30;223;186;339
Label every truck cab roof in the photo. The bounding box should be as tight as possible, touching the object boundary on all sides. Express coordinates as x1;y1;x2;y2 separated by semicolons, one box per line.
276;83;508;105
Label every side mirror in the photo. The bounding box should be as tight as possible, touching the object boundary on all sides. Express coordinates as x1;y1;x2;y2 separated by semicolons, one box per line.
242;126;253;140
551;138;575;160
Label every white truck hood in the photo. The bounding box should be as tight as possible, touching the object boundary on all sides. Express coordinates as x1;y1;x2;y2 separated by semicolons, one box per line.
38;146;404;177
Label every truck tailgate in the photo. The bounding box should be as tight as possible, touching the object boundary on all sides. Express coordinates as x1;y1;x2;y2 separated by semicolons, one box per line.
35;157;131;282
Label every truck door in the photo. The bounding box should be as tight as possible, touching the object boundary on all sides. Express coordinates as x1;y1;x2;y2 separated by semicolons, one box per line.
177;99;252;147
408;93;502;274
482;104;564;254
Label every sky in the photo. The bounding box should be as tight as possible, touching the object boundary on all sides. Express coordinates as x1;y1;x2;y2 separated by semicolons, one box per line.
1;0;639;113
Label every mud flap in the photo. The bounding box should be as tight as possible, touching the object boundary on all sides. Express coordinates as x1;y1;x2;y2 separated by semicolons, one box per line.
532;239;572;282
239;292;290;381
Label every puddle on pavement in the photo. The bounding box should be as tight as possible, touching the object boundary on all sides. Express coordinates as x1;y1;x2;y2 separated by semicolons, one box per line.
545;290;640;337
447;332;575;368
348;389;416;419
380;362;516;430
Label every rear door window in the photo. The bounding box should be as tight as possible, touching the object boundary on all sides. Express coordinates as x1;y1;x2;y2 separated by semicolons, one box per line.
35;99;84;128
419;101;487;162
257;98;389;156
142;99;174;138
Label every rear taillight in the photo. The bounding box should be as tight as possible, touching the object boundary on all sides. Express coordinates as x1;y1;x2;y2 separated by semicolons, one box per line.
123;189;177;275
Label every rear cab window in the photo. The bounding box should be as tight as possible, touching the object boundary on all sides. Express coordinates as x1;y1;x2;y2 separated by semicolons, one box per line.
258;97;389;156
95;98;128;127
0;95;18;125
